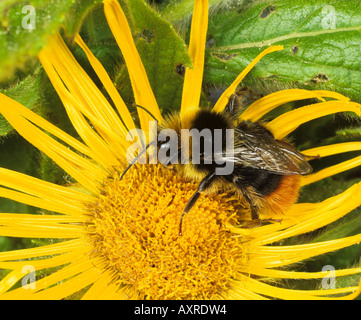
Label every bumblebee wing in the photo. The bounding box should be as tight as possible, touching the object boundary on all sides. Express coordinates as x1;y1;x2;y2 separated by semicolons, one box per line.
233;129;312;175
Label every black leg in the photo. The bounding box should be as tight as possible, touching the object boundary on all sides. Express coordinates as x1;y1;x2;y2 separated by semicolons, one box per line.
234;178;259;220
179;171;217;235
242;192;259;220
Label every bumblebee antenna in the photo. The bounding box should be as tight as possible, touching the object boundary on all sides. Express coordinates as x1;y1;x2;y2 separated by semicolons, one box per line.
119;105;159;182
133;104;158;122
119;141;157;182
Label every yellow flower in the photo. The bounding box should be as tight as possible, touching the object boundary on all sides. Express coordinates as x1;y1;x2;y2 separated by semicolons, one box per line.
0;0;361;300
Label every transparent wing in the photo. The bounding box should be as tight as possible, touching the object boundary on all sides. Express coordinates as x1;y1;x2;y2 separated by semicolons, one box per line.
233;128;313;175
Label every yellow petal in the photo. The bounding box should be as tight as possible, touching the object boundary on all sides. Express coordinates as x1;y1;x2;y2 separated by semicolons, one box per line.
0;256;99;299
75;33;136;134
0;268;24;294
0;187;85;216
0;250;82;270
240;265;361;280
180;0;209;116
245;182;361;244
268;100;361;139
240;276;360;300
103;0;162;132
249;233;361;267
81;269;121;300
0;167;93;204
39;35;128;166
301;142;361;186
240;89;349;121
0;239;84;261
0;103;105;193
0;92;97;162
212;45;284;113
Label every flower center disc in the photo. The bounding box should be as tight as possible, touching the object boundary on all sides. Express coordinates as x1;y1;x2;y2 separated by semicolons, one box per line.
89;165;244;299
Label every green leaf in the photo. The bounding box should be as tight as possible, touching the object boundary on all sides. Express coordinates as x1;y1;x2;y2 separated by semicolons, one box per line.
0;0;102;81
204;0;361;103
76;2;125;80
0;135;39;214
62;0;103;37
160;0;238;23
0;66;42;136
115;0;192;113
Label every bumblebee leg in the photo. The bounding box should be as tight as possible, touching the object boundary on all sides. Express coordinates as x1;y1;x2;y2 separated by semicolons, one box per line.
242;192;259;220
179;171;217;235
234;178;260;220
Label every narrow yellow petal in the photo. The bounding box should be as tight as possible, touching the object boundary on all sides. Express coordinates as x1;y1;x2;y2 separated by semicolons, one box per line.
303;142;361;158
44;34;129;138
300;285;361;298
0;92;97;162
0;168;94;204
75;33;136;135
39;38;128;165
301;142;361;186
268;100;361;139
0;223;83;239
250;234;361;265
180;0;209;116
0;187;86;216
103;0;162;132
248;182;361;245
0;268;24;294
31;265;100;300
81;269;120;300
257;206;361;254
60;100;126;168
0;256;98;299
0;213;82;225
0;250;83;270
62;92;129;166
0;106;105;193
242;276;359;300
240;89;349;121
240;265;361;280
212;45;284;113
0;239;84;261
303;155;361;186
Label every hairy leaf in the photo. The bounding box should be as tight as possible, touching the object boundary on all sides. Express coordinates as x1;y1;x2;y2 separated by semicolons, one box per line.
0;0;102;80
204;0;361;103
115;0;191;113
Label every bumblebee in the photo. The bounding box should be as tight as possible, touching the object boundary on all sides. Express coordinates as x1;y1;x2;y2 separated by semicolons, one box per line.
122;96;314;235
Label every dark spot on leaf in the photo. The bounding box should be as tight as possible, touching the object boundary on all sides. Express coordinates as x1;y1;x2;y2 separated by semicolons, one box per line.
211;52;239;62
260;5;276;18
311;73;330;83
175;63;185;77
139;29;155;44
292;45;299;54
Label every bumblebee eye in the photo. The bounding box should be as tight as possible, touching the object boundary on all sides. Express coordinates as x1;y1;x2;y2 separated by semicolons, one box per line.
158;141;179;166
158;141;171;154
157;129;179;166
159;142;171;159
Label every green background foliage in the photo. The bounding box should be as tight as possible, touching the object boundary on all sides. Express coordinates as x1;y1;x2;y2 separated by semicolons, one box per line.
0;0;361;292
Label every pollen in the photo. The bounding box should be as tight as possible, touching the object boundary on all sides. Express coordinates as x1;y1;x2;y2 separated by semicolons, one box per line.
87;164;245;300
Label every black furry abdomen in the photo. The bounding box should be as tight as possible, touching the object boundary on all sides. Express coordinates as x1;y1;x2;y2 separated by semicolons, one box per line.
230;167;283;196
